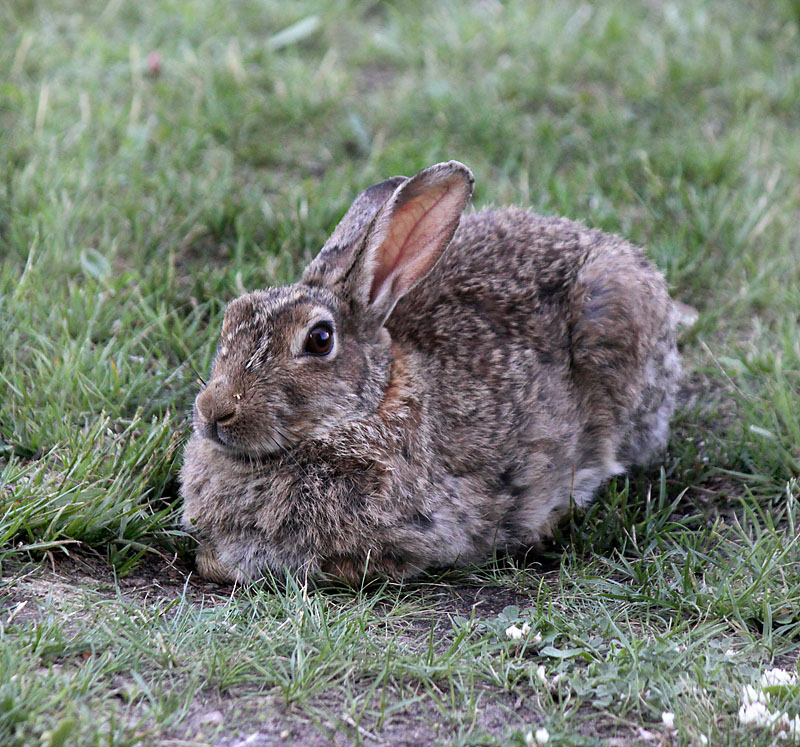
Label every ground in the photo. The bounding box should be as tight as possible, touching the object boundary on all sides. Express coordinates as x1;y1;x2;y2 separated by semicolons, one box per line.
2;0;800;745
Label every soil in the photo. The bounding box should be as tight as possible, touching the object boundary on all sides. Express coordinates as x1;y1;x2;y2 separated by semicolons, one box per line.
1;550;649;745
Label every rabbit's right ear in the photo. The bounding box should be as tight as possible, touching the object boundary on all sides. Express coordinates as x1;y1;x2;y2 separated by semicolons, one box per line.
304;161;474;326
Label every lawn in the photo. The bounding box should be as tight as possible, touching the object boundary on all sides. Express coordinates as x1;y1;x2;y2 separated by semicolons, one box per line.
2;0;800;744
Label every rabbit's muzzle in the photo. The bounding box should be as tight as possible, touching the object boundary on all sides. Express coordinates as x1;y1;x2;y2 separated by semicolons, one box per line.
194;380;243;447
193;377;292;456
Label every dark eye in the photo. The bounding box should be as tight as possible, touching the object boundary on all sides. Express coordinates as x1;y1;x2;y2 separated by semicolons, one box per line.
304;323;334;356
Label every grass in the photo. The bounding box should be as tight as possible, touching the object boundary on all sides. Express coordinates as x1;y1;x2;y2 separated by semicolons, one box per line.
1;0;799;743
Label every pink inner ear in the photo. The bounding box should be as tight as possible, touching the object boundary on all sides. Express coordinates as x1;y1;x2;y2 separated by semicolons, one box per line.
369;183;460;305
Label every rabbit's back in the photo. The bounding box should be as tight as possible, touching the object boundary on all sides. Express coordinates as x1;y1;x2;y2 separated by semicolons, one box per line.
390;208;679;485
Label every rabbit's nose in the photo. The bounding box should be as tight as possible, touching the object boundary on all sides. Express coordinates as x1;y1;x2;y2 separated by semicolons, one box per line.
196;385;239;426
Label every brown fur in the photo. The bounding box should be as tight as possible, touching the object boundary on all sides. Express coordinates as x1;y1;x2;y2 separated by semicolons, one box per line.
180;162;681;584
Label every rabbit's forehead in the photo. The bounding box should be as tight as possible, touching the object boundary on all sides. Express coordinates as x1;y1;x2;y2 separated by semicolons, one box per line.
219;287;337;357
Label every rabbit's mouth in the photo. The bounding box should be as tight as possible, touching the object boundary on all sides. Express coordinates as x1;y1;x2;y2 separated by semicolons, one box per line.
197;418;296;459
195;420;235;451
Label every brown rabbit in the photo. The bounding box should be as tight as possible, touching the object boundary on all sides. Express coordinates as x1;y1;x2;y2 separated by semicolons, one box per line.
180;162;681;584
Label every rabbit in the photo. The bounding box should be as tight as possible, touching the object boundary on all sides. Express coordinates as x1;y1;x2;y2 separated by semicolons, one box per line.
180;161;681;585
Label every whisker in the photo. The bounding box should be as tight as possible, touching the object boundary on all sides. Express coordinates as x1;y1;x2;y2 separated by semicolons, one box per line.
271;424;313;481
184;363;207;388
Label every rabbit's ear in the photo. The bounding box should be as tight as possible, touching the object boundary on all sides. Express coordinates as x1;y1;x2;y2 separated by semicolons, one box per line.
361;161;474;321
302;176;408;286
303;162;473;325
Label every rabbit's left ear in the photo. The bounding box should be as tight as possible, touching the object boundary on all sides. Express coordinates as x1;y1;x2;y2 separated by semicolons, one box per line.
304;161;473;325
302;175;408;292
360;161;473;322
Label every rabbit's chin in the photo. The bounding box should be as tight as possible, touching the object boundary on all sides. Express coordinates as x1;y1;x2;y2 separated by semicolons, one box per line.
196;426;290;460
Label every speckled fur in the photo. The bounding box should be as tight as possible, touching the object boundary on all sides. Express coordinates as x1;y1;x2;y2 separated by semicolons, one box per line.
180;162;681;584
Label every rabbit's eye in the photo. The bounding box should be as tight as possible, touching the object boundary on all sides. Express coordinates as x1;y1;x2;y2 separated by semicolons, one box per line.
305;323;334;356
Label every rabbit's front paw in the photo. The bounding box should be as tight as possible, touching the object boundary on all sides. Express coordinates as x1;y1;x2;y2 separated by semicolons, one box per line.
320;553;414;585
195;544;239;584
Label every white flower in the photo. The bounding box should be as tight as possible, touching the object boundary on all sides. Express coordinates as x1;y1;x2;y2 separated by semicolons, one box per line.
535;665;547;685
739;701;773;726
738;669;800;738
738;701;788;728
698;736;708;745
773;711;791;731
506;625;523;641
767;709;788;729
526;727;549;744
507;622;539;642
661;712;674;729
742;684;768;705
761;668;798;688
